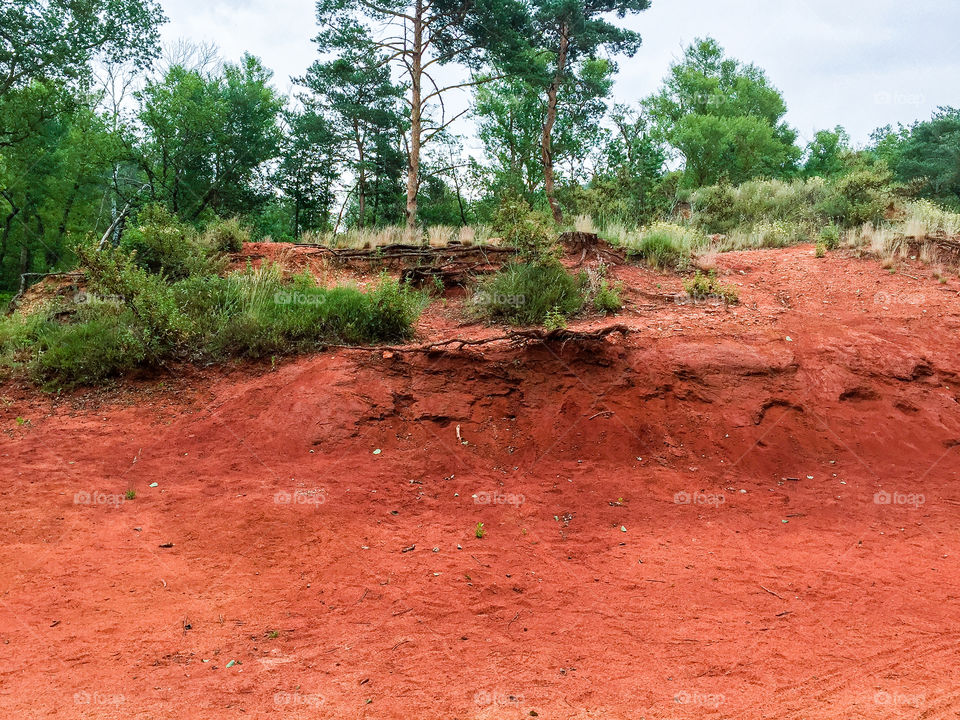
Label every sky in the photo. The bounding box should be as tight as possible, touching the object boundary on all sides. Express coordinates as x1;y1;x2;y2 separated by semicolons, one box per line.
158;0;960;148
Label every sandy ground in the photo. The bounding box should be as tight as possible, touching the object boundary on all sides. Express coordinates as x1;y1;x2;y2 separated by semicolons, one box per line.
2;244;960;719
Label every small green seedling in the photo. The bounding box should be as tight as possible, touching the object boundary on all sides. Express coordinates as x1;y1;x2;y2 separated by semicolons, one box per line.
125;490;136;500
475;522;485;539
267;630;279;639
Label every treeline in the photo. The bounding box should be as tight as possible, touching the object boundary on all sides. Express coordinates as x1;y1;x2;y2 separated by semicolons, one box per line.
2;0;958;300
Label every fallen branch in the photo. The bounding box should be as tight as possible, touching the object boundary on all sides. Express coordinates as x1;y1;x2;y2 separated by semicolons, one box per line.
326;324;629;354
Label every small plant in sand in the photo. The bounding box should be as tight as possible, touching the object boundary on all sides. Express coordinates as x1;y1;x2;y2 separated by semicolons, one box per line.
683;271;739;304
125;489;136;500
475;522;485;539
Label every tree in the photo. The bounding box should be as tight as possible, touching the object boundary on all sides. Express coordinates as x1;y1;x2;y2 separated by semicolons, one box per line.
300;44;405;228
527;0;651;222
879;107;960;210
275;109;341;238
136;55;283;220
312;0;529;232
475;58;613;205
802;126;851;179
646;37;801;187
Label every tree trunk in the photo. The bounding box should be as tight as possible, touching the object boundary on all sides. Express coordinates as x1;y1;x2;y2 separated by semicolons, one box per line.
541;26;569;224
354;120;367;229
404;0;424;238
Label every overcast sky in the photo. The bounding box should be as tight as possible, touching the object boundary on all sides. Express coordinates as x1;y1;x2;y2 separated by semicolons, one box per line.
158;0;960;148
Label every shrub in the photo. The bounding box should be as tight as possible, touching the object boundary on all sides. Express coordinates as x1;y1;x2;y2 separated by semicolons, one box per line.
815;242;827;258
29;313;146;388
817;166;893;227
592;279;623;313
120;205;224;280
691;178;830;235
203;217;250;253
683;271;739;304
474;261;584;326
819;224;841;249
494;192;557;260
624;222;705;270
75;241;188;352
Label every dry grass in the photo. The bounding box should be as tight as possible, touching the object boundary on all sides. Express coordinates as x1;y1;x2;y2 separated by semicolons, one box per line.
574;215;597;233
298;225;496;249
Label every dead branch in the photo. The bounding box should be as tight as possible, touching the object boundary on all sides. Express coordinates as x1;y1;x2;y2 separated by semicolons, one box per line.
327;324;630;354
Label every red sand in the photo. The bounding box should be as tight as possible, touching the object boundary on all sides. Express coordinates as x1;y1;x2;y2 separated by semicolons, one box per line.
2;245;960;719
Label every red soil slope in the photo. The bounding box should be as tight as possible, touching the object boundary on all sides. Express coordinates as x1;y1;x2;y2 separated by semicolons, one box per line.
2;245;960;719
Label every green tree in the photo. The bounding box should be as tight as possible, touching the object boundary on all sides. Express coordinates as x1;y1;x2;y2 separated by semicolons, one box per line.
527;0;651;221
136;55;283;220
880;107;960;210
300;42;405;228
647;37;801;187
312;0;529;232
803;126;851;179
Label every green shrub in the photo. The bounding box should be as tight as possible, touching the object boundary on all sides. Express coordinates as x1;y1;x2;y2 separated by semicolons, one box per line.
625;222;705;270
592;279;623;313
75;241;188;352
815;242;827;258
474;261;585;326
120;205;224;280
30;313;146;387
819;224;841;249
817;167;893;227
494;192;557;260
683;271;739;304
691;178;829;235
204;217;250;253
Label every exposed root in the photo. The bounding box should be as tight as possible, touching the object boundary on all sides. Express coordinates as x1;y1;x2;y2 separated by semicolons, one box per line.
329;324;630;354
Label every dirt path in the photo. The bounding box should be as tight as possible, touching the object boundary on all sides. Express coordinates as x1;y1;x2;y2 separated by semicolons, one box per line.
2;246;959;719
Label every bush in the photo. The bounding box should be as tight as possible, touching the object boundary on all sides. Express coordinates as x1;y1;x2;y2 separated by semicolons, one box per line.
474;261;585;326
494;192;557;260
624;222;705;269
817;167;893;227
203;217;250;253
30;313;146;388
819;224;841;249
208;270;427;358
592;279;623;313
691;178;829;235
120;205;225;280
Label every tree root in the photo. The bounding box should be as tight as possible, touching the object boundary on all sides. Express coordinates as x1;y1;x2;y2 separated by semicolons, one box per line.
328;324;630;354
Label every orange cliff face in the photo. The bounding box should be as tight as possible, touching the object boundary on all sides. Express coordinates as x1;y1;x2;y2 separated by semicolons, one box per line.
2;242;959;719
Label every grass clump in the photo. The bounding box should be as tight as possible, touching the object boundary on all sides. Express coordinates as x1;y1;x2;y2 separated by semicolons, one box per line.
622;222;705;270
473;261;584;326
683;271;739;304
